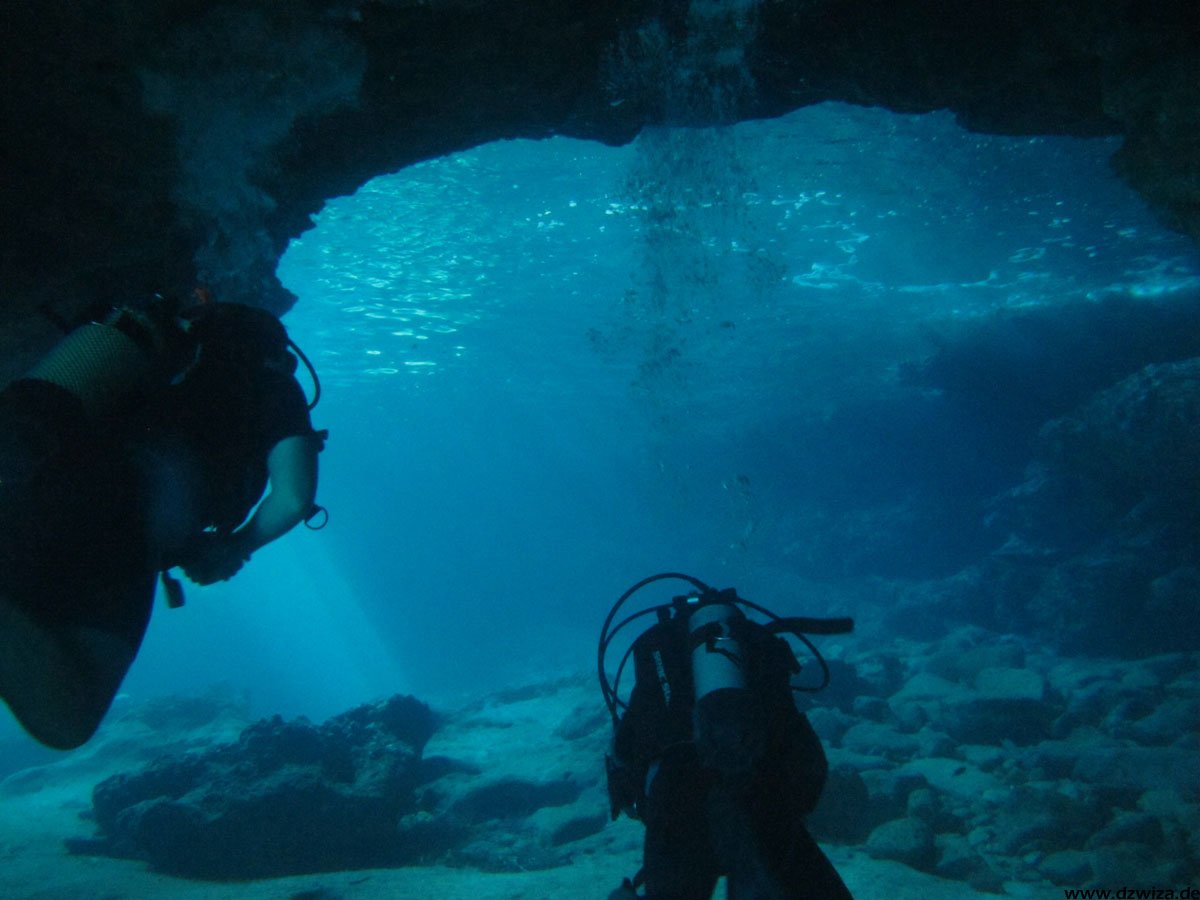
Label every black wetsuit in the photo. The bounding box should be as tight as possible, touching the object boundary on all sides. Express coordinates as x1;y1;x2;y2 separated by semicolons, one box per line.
611;614;854;900
0;378;150;643
0;357;312;651
137;356;314;543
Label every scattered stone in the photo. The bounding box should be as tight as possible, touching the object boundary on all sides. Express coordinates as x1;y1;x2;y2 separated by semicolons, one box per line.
52;644;1200;894
941;691;1056;746
549;812;608;847
890;672;960;704
1090;842;1189;890
825;747;890;774
394;809;469;863
1137;788;1199;824
865;817;936;872
1072;745;1200;796
554;705;608;742
925;641;1026;684
974;667;1044;702
1125;697;1200;746
1039;849;1094;885
960;744;1005;772
914;727;956;758
935;833;1003;891
891;758;1000;804
986;785;1106;856
851;695;892;722
840;721;921;760
821;659;883;712
806;706;852;744
450;776;582;823
906;787;938;822
76;695;438;878
1085;812;1164;850
888;673;967;731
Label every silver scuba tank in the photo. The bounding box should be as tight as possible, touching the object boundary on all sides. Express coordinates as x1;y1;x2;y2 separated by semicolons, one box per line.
24;304;188;418
27;321;152;417
689;599;767;774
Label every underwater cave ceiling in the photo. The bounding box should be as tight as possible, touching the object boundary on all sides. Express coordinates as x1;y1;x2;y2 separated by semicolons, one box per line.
1;0;1197;380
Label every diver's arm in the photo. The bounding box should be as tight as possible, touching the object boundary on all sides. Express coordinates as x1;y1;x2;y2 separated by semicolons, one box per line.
180;434;319;585
231;433;320;556
179;435;319;586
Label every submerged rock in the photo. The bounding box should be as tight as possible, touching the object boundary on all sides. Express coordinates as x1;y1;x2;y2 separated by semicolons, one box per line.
1041;359;1200;504
934;833;1003;892
1039;849;1094;886
69;679;618;880
1071;745;1200;797
75;694;438;878
56;652;1200;891
971;359;1200;657
865;817;936;872
839;721;922;760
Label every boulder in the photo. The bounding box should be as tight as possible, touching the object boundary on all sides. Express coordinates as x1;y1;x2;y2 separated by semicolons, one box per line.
1039;849;1094;886
76;695;438;878
935;833;1003;891
865;817;937;872
839;721;922;761
1072;746;1200;797
985;785;1107;857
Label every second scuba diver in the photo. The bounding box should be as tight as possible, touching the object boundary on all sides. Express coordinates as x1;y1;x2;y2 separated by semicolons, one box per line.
601;573;855;900
0;295;326;749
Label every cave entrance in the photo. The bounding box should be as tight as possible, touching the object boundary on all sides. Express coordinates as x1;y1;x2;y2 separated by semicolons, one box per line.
268;103;1199;693
278;102;1195;420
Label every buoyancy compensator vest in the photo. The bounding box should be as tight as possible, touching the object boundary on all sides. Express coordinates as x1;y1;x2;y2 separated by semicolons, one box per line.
598;573;854;821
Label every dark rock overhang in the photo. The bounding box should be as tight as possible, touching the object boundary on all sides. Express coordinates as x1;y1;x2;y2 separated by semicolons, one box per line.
2;0;1196;379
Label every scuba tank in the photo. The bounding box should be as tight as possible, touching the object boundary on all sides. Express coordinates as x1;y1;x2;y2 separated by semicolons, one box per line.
599;573;854;816
24;297;196;608
688;596;765;774
27;299;195;418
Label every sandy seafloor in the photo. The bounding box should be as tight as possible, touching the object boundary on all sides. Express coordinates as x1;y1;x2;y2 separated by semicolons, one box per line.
0;672;1068;900
0;800;1011;900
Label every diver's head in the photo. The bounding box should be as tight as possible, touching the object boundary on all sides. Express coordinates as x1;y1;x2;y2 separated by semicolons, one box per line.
191;302;297;375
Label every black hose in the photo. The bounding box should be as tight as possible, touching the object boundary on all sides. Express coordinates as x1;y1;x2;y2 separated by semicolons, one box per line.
598;573;854;723
288;338;322;410
598;573;711;726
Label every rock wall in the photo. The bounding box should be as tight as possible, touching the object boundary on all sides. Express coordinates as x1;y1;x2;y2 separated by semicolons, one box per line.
1;0;1197;379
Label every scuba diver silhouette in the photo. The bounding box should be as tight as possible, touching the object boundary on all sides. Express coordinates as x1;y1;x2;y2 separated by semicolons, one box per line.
600;573;855;900
0;293;327;749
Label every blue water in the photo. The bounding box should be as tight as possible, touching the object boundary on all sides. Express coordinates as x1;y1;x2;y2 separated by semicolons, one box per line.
106;102;1199;726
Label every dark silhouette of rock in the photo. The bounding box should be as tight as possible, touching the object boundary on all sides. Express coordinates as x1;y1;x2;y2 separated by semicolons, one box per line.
865;816;936;872
955;355;1200;655
1;1;1197;379
74;694;438;878
68;680;609;879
